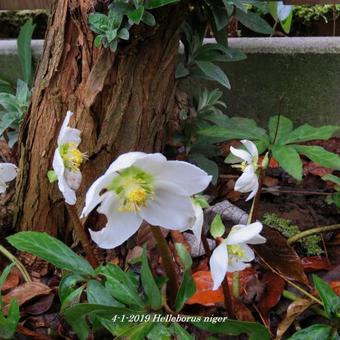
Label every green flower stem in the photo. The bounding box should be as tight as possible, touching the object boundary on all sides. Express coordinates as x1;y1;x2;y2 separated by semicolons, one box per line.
222;275;235;319
150;226;179;306
66;204;98;268
0;245;31;282
287;224;340;245
201;233;211;257
232;272;240;298
282;289;328;319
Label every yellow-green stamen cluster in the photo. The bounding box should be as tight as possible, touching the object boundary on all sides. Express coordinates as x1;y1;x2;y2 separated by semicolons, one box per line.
227;244;245;258
59;143;86;172
108;166;154;212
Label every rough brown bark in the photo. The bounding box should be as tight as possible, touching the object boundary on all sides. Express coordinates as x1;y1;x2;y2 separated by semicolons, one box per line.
14;0;187;235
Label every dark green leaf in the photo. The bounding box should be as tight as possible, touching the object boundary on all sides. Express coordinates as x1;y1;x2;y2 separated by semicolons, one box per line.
17;19;35;85
61;285;84;311
174;270;195;312
7;232;95;276
189;153;218;185
87;280;123;307
141;247;162;310
145;0;179;9
59;274;85;304
128;6;145;24
293;145;340;170
170;323;194;340
195;61;231;89
279;124;339;145
89;13;108;34
0;79;14;94
235;8;273;35
142;11;156;26
118;28;129;40
288;324;332;340
313;275;340;319
204;0;229;31
271;145;303;180
147;323;172;340
268;115;293;144
175;243;192;270
175;62;190;79
192;319;270;340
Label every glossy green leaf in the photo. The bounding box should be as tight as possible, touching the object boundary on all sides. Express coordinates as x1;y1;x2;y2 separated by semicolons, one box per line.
59;274;85;304
293;145;340;170
174;269;195;312
147;323;172;340
192;319;270;340
145;0;179;9
313;275;340;319
204;0;229;31
288;324;332;340
195;61;231;89
235;8;273;35
142;11;156;26
268;115;293;144
175;243;192;270
279;124;339;145
141;247;162;310
128;6;145;24
87;280;123;307
271;145;303;180
7;232;95;276
170;323;194;340
0;299;20;339
61;285;84;311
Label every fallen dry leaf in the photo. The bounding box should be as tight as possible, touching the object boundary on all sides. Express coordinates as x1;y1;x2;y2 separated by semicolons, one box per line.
303;162;333;177
258;272;285;325
23;293;55;315
275;298;314;340
3;282;51;313
301;256;331;272
1;271;20;292
262;176;279;188
232;297;255;321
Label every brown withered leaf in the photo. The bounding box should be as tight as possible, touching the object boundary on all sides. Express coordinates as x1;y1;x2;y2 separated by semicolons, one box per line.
23;293;55;315
232;297;255;321
3;282;51;313
301;256;331;272
275;298;314;340
1;271;20;292
16;325;52;340
254;227;309;285
258;272;285;325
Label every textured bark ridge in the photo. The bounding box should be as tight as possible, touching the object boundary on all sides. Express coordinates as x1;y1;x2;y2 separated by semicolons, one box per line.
15;0;186;235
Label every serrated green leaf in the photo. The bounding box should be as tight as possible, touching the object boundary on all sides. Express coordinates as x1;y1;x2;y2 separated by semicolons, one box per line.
268;115;293;144
235;8;273;35
293;145;340;170
141;247;162;310
7;232;95;276
192;319;270;340
279;124;339;145
288;324;333;340
210;214;225;238
271;145;303;180
195;61;231;89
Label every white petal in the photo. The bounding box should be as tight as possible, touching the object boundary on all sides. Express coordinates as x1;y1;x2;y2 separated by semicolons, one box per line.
227;258;249;272
154;161;212;196
209;242;229;290
65;170;82;190
247;233;266;245
90;194;142;249
106;152;149;173
238;244;255;262
0;163;17;182
53;149;76;205
190;202;204;242
226;222;263;245
241;140;258;160
57;111;81;146
140;186;195;230
230;146;252;163
81;172;117;218
132;153;167;176
234;166;258;193
245;179;259;201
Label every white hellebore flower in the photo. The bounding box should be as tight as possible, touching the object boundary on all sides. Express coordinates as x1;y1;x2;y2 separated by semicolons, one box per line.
230;140;259;201
182;200;204;242
81;152;212;249
52;111;86;205
0;163;17;193
210;222;266;290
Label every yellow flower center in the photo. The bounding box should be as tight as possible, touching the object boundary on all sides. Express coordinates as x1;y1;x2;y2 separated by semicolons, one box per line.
227;244;245;258
108;166;154;213
60;143;86;172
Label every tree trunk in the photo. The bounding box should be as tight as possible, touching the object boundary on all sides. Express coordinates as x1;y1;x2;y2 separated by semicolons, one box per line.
14;0;186;236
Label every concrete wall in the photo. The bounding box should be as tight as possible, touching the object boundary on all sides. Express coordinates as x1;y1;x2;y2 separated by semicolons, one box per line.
1;37;339;126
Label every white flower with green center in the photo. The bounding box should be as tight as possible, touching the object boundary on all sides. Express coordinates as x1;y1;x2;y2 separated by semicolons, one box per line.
0;163;17;193
81;152;212;249
230;140;259;201
209;222;266;290
182;200;204;242
52;111;86;205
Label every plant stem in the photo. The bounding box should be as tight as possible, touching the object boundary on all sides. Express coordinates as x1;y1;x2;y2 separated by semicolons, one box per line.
66;204;98;268
287;224;340;245
151;226;179;306
222;275;235;319
232;272;240;298
201;233;211;257
0;245;31;282
282;289;328;319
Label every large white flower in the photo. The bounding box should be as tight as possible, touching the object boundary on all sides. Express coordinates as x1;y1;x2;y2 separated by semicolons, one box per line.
210;222;266;290
0;163;17;193
230;140;259;201
81;152;212;249
182;200;204;242
52;111;86;205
